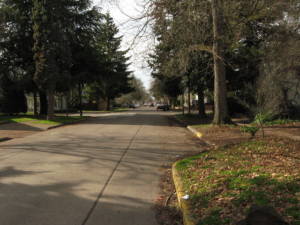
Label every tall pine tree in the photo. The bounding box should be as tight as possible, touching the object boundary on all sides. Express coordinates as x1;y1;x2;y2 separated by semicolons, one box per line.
33;0;58;119
91;13;132;111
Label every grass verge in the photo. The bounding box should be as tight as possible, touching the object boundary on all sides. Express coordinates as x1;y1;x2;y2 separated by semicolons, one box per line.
174;138;300;225
0;115;87;126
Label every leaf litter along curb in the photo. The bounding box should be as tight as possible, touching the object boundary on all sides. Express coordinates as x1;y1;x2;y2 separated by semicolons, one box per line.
175;137;300;225
155;165;184;225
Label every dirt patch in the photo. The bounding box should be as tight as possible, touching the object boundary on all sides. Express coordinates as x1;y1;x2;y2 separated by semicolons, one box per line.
174;114;300;144
193;122;300;147
263;122;300;141
194;125;251;148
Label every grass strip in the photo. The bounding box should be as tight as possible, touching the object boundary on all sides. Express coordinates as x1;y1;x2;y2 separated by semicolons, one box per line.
175;138;300;225
0;115;87;126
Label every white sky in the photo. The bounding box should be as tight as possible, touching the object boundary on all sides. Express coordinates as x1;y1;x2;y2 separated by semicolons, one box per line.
92;0;153;90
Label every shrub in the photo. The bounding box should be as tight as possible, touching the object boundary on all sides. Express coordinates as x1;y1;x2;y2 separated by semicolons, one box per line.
240;126;260;137
254;112;274;124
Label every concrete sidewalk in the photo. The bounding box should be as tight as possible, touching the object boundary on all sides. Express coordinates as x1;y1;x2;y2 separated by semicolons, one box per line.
0;122;50;140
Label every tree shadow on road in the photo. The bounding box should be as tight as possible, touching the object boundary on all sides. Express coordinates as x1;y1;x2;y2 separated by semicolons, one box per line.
0;166;160;225
83;113;182;127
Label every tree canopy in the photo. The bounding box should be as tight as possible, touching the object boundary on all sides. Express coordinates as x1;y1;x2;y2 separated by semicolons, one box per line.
0;0;135;115
148;0;300;121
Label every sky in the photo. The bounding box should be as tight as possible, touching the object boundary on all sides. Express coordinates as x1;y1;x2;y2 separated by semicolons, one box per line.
92;0;153;90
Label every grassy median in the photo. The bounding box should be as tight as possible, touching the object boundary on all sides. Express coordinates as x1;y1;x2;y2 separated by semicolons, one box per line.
175;138;300;225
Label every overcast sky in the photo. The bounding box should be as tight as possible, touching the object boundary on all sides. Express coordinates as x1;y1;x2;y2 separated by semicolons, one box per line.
92;0;153;90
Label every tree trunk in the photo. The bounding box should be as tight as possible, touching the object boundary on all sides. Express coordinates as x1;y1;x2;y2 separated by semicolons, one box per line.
47;88;55;120
33;92;38;117
106;97;111;111
78;83;83;117
187;78;191;114
211;0;230;124
66;92;69;117
197;87;206;118
39;91;48;116
172;97;176;109
182;94;185;115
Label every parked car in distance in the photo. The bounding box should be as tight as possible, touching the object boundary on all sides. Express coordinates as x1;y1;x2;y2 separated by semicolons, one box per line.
156;104;170;111
128;104;136;108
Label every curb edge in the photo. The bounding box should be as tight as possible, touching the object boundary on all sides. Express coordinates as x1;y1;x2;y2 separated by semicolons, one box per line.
172;163;197;225
47;118;88;130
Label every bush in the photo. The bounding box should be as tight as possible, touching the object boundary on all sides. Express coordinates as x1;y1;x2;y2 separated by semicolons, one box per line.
240;126;260;137
254;112;274;124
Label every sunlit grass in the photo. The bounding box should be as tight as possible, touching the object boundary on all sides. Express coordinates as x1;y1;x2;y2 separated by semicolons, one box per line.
0;115;87;126
175;139;300;225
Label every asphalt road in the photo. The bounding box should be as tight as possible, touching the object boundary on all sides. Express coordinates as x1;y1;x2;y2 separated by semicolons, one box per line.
0;109;202;225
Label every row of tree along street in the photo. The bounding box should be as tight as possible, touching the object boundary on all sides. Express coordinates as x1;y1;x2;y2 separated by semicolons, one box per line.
0;0;148;119
148;0;300;124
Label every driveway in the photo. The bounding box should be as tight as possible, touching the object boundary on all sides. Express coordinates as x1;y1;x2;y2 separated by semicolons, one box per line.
0;109;202;225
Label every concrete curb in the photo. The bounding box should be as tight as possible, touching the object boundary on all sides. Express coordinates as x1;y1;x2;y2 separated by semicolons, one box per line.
170;116;217;225
170;115;216;147
187;126;216;147
170;116;218;148
187;126;203;138
172;163;197;225
47;118;88;130
170;116;204;135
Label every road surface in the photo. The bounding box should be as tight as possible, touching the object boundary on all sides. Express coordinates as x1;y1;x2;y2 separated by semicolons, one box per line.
0;109;203;225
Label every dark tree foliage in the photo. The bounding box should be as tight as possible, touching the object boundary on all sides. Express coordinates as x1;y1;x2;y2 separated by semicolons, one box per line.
0;0;36;114
149;0;300;120
0;75;27;114
0;0;133;116
88;14;133;111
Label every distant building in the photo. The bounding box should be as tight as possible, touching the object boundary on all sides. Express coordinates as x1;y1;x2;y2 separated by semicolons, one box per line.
26;94;68;113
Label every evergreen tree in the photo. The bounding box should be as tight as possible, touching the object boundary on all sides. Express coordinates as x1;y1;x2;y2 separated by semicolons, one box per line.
0;0;34;114
32;0;71;119
90;13;132;111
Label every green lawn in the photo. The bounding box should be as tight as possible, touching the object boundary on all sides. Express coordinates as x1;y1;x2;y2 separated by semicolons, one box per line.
0;115;87;126
175;138;300;225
